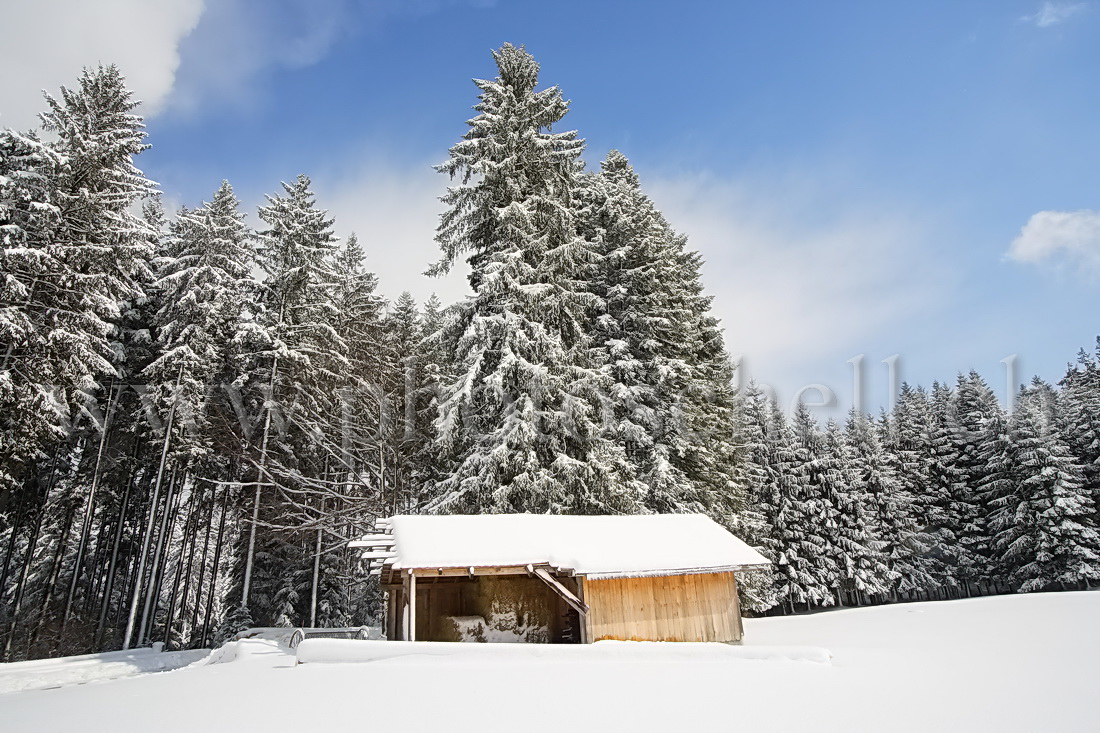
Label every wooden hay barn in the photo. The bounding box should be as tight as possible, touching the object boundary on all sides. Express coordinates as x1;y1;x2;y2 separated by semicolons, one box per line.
351;514;769;644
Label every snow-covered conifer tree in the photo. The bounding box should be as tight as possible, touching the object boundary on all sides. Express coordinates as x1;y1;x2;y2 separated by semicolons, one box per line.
878;386;939;595
952;371;1005;592
427;44;642;515
816;416;890;604
146;181;259;461
1060;343;1100;524
769;402;836;610
993;379;1100;591
578;150;742;518
921;381;968;593
845;409;925;598
242;175;346;619
0;129;64;493
730;382;779;611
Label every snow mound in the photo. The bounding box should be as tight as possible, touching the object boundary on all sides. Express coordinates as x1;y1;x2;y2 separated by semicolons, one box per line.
295;638;830;665
0;647;209;695
195;637;287;667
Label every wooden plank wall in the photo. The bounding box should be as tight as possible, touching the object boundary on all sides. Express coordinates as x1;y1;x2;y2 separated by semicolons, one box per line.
582;571;742;643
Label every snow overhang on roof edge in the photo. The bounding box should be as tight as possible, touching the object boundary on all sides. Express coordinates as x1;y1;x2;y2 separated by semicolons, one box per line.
364;513;772;576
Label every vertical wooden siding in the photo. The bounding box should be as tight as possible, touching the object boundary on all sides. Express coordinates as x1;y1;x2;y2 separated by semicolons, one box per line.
582;572;741;643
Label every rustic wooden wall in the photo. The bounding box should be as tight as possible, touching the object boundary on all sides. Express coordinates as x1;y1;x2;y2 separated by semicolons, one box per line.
581;571;742;643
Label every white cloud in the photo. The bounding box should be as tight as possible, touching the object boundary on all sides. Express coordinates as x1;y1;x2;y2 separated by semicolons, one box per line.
1008;209;1100;269
1020;2;1087;27
647;174;940;371
0;0;204;130
166;0;359;115
0;0;411;128
314;157;472;308
168;0;480;116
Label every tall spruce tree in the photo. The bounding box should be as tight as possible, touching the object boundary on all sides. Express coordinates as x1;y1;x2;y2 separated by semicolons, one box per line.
845;409;923;597
146;181;259;463
427;44;641;515
1060;343;1100;526
0;129;64;496
953;371;1005;592
878;388;938;595
731;382;780;612
817;416;890;604
241;174;345;622
994;379;1100;591
769;401;835;610
0;66;158;659
578;150;742;519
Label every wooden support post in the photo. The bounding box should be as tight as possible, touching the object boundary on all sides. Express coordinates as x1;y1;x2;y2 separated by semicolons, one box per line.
408;571;416;642
401;575;409;641
732;573;744;642
576;576;588;644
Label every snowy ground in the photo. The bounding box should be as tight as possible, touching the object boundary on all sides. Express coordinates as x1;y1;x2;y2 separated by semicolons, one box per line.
1;591;1097;732
0;646;208;695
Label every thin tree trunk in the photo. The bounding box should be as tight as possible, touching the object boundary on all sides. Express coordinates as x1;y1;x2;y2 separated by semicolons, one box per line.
122;367;183;650
94;475;132;650
188;486;217;642
310;497;325;628
138;469;181;645
148;472;186;641
83;509;114;617
163;478;200;647
60;382;119;636
24;461;72;656
200;485;232;648
242;358;278;608
0;487;30;607
171;483;205;647
3;522;41;659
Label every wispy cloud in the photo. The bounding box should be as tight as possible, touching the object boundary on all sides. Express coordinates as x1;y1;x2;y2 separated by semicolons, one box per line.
0;0;204;130
166;0;488;117
313;153;471;308
1008;209;1100;270
1020;1;1087;27
166;0;360;115
646;173;943;367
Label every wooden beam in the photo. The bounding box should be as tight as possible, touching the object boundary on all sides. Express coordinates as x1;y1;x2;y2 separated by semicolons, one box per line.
358;550;397;560
732;572;744;641
408;570;417;642
401;573;409;641
348;541;395;550
576;577;588;644
406;565;533;578
529;565;589;615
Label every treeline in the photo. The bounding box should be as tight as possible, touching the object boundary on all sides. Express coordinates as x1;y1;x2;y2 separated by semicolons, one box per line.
0;66;444;659
3;46;1098;661
738;361;1100;613
0;46;746;661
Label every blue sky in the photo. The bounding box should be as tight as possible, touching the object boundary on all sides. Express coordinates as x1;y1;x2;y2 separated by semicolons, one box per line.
3;0;1099;416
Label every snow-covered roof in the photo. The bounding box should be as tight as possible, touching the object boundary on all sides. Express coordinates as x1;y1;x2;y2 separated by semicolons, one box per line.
364;514;769;579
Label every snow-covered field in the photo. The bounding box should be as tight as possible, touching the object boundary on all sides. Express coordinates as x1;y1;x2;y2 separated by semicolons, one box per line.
1;591;1097;732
